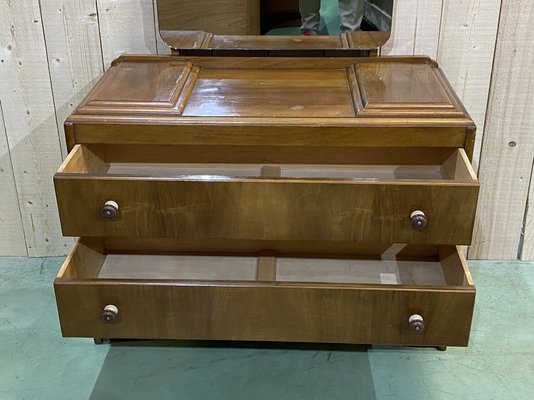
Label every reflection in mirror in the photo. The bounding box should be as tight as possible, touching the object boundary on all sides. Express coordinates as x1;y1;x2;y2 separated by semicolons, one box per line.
157;0;393;37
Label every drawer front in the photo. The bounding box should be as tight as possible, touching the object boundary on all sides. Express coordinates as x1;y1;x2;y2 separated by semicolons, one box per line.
56;178;477;244
55;282;474;346
54;239;475;347
55;147;479;245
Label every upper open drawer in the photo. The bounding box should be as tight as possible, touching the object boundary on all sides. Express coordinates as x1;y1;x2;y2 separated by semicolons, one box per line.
54;144;479;244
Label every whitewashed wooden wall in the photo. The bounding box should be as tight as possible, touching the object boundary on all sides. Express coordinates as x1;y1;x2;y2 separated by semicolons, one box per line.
0;0;533;260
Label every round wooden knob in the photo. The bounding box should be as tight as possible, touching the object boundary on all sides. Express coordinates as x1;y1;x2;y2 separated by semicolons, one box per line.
101;200;119;220
410;210;427;230
408;314;425;334
101;304;119;323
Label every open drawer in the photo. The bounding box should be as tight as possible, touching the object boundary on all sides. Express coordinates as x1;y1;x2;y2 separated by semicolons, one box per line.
54;238;475;347
54;144;479;244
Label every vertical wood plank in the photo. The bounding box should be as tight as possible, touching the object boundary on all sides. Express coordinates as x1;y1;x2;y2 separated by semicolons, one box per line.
382;0;443;59
437;0;501;169
0;0;69;256
521;163;534;260
40;0;104;157
0;102;27;256
97;0;158;68
153;0;171;54
469;0;534;259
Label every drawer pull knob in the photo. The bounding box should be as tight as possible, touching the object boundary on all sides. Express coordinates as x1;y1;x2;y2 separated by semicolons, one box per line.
408;314;425;334
410;210;427;230
101;304;119;323
101;200;119;220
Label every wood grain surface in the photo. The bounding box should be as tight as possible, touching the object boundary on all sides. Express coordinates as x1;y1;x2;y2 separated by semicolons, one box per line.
55;145;478;244
54;239;475;346
70;56;472;120
161;31;390;56
64;56;474;154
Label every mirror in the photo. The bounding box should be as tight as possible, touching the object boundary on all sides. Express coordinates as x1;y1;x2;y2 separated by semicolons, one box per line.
157;0;394;51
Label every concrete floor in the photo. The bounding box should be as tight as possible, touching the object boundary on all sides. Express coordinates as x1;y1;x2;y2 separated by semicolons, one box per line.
1;257;533;400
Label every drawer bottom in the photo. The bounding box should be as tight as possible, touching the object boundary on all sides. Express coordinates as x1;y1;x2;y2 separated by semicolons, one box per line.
54;239;475;347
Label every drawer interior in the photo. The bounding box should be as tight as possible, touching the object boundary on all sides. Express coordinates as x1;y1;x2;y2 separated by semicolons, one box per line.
57;239;473;289
97;254;446;285
57;144;477;182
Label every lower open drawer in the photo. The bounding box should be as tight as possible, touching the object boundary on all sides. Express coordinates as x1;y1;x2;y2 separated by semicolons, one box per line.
54;239;475;347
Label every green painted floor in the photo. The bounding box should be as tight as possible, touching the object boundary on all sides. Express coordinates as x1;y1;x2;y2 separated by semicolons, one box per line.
1;257;533;400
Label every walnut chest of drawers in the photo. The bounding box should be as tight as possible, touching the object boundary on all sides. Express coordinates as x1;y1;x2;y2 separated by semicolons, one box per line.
53;55;478;348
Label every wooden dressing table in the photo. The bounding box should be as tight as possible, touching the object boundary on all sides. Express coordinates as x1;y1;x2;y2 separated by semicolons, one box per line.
53;1;477;349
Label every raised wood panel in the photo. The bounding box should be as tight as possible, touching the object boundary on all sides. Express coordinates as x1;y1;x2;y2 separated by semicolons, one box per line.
0;0;69;256
77;61;197;115
357;62;451;104
470;0;534;259
0;102;26;255
40;0;104;157
437;0;501;169
97;0;158;68
69;56;473;124
382;0;443;58
353;61;465;118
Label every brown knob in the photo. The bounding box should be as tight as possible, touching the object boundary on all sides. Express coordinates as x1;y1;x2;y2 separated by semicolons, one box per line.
410;210;427;230
408;314;425;334
101;200;119;220
101;304;119;323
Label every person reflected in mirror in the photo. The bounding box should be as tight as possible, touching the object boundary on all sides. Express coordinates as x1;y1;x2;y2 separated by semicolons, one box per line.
300;0;365;36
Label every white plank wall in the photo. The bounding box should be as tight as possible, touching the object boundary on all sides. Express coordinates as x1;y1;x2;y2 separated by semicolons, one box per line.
0;102;27;256
40;0;104;157
152;0;171;54
0;0;69;257
382;0;443;58
437;0;501;169
523;163;534;260
470;0;534;260
0;0;533;259
97;0;159;67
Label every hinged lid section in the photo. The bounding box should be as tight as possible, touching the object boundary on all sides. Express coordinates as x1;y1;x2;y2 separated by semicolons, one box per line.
157;0;394;56
76;56;470;121
66;55;475;157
